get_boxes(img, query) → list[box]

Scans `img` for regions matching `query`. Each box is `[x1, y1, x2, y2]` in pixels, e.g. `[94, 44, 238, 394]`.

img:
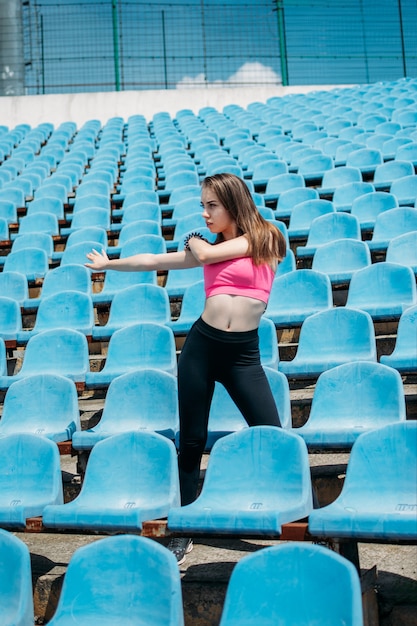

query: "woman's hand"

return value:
[85, 248, 110, 271]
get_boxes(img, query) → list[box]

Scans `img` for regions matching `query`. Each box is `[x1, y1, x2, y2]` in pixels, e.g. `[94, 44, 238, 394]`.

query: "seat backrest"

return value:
[0, 296, 21, 336]
[46, 535, 183, 625]
[72, 195, 110, 216]
[175, 280, 206, 323]
[26, 196, 64, 219]
[386, 231, 417, 268]
[312, 238, 371, 274]
[350, 191, 398, 225]
[319, 165, 362, 190]
[371, 207, 417, 243]
[346, 261, 417, 309]
[33, 290, 94, 334]
[288, 199, 335, 232]
[275, 186, 318, 216]
[265, 173, 305, 195]
[12, 233, 54, 257]
[18, 328, 90, 379]
[0, 271, 28, 304]
[307, 361, 406, 427]
[219, 543, 363, 626]
[1, 373, 80, 439]
[117, 220, 161, 246]
[337, 422, 417, 505]
[4, 248, 49, 280]
[202, 426, 312, 508]
[0, 432, 63, 502]
[305, 211, 361, 246]
[66, 226, 108, 249]
[121, 202, 161, 224]
[332, 181, 375, 209]
[69, 207, 110, 231]
[16, 212, 59, 236]
[267, 269, 333, 315]
[0, 529, 34, 626]
[80, 431, 180, 506]
[104, 322, 177, 374]
[296, 307, 376, 360]
[99, 369, 178, 434]
[390, 174, 417, 204]
[106, 283, 171, 326]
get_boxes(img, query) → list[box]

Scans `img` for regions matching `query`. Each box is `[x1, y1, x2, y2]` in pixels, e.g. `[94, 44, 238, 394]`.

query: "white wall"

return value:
[0, 85, 350, 129]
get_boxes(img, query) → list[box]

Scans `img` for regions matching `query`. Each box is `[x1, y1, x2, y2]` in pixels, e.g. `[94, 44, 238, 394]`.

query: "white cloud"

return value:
[176, 62, 281, 89]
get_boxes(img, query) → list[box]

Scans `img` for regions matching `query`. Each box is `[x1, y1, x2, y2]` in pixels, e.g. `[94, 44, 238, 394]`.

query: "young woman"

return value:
[86, 172, 287, 564]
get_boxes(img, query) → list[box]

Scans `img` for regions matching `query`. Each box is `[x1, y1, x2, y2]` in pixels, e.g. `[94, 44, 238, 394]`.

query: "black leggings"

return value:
[177, 316, 281, 505]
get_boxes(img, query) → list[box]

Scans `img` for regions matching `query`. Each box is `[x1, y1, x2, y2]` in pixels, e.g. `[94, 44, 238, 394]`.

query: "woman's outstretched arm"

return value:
[85, 247, 201, 272]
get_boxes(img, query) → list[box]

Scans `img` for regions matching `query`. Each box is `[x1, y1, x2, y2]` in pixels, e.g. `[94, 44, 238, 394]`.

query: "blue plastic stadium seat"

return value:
[312, 238, 372, 285]
[0, 328, 90, 391]
[162, 195, 202, 229]
[275, 247, 296, 276]
[390, 174, 417, 205]
[309, 422, 417, 541]
[0, 200, 18, 224]
[43, 431, 180, 532]
[287, 198, 335, 239]
[0, 374, 80, 442]
[0, 297, 22, 346]
[274, 186, 319, 219]
[22, 264, 91, 311]
[264, 173, 305, 206]
[373, 160, 415, 191]
[165, 265, 204, 299]
[3, 248, 49, 282]
[0, 529, 34, 626]
[219, 543, 363, 626]
[166, 219, 213, 252]
[295, 361, 406, 449]
[265, 269, 333, 327]
[0, 271, 28, 305]
[86, 322, 177, 388]
[0, 338, 6, 376]
[72, 369, 178, 450]
[45, 535, 184, 626]
[366, 207, 417, 253]
[60, 207, 110, 235]
[0, 433, 63, 528]
[386, 231, 417, 275]
[17, 290, 94, 344]
[168, 426, 313, 535]
[92, 284, 171, 340]
[380, 304, 417, 372]
[350, 191, 398, 231]
[332, 181, 375, 213]
[279, 307, 377, 379]
[205, 367, 291, 450]
[296, 153, 334, 185]
[297, 211, 361, 258]
[13, 212, 59, 238]
[346, 147, 383, 176]
[346, 261, 417, 320]
[27, 197, 65, 220]
[167, 280, 205, 335]
[108, 220, 161, 256]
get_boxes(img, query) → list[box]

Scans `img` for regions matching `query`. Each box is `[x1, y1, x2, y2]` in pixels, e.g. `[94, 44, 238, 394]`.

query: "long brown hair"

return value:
[202, 173, 287, 265]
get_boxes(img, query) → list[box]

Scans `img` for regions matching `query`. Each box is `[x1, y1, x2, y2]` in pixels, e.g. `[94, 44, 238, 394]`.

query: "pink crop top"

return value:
[204, 257, 275, 304]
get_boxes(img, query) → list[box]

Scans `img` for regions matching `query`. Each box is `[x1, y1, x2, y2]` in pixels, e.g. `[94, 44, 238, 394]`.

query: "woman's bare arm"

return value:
[85, 247, 201, 272]
[187, 235, 249, 264]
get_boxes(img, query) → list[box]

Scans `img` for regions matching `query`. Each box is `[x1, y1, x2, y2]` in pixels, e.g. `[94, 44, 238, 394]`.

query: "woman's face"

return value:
[201, 186, 238, 240]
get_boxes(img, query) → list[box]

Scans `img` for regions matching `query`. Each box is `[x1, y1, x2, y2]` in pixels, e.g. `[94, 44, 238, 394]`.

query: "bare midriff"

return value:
[201, 293, 267, 332]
